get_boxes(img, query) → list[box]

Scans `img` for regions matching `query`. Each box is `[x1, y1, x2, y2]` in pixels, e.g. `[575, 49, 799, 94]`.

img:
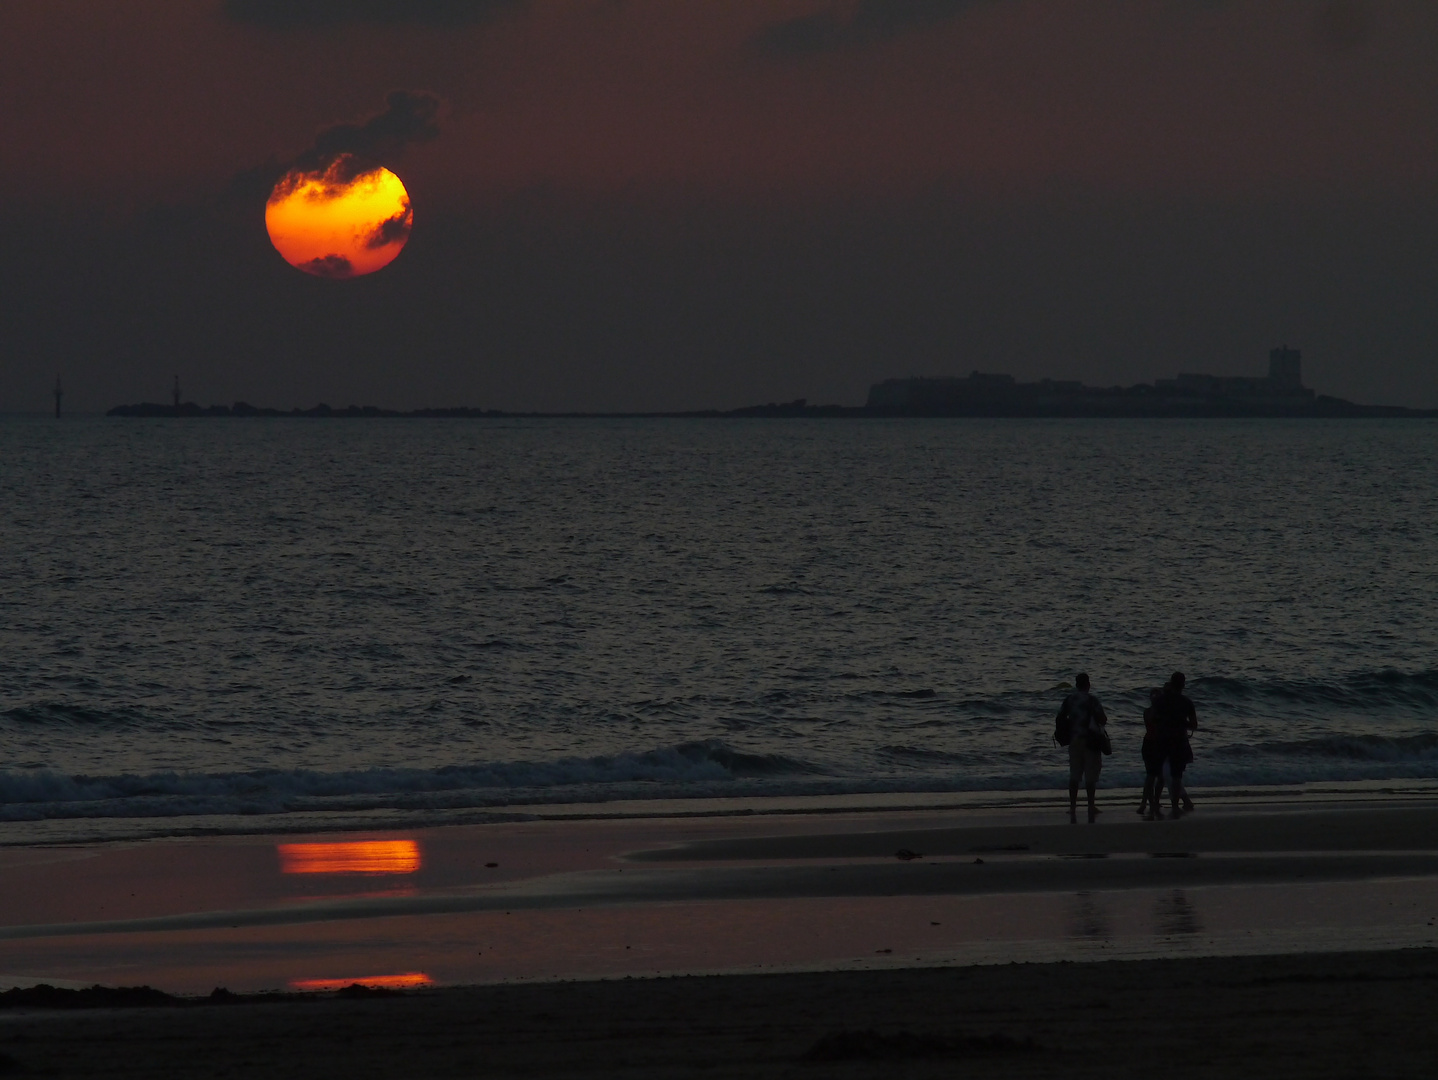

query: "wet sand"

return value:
[1, 790, 1437, 991]
[1, 948, 1436, 1078]
[0, 787, 1436, 1077]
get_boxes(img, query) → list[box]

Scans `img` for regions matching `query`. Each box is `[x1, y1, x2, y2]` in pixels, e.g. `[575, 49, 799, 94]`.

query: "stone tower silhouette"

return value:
[1268, 346, 1302, 390]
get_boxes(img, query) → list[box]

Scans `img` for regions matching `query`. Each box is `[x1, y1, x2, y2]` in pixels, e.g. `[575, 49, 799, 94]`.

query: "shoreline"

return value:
[4, 777, 1436, 848]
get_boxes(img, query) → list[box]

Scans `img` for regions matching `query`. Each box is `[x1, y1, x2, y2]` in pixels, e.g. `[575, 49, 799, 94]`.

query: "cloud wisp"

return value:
[755, 0, 989, 57]
[234, 90, 440, 204]
[365, 208, 415, 250]
[295, 90, 440, 180]
[224, 0, 521, 28]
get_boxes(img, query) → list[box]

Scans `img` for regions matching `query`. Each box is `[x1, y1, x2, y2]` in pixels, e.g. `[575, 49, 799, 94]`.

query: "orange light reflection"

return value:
[277, 840, 422, 876]
[291, 972, 433, 992]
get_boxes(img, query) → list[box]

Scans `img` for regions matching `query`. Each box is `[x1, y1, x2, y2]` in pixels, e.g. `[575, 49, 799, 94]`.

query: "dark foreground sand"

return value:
[2, 947, 1435, 1079]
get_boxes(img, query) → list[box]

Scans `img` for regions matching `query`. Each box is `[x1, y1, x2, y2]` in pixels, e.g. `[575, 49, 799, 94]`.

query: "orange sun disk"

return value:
[265, 155, 412, 278]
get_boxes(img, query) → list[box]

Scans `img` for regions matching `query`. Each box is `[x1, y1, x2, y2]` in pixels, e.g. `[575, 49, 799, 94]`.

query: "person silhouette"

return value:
[1139, 687, 1166, 819]
[1153, 672, 1198, 817]
[1056, 673, 1109, 823]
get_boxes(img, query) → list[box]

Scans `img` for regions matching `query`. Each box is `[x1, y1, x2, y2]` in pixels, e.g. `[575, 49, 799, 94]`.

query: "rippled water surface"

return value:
[2, 417, 1435, 832]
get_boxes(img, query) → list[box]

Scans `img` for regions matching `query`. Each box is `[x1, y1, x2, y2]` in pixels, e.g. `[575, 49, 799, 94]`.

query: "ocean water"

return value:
[2, 417, 1436, 838]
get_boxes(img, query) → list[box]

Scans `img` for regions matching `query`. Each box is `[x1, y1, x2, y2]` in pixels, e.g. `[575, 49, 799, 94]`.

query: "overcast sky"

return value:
[3, 0, 1437, 412]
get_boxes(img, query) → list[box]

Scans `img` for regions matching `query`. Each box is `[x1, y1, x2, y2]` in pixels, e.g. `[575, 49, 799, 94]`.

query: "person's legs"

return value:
[1140, 749, 1162, 813]
[1068, 739, 1088, 822]
[1180, 744, 1195, 811]
[1143, 768, 1163, 818]
[1084, 751, 1102, 823]
[1158, 760, 1175, 818]
[1170, 766, 1189, 814]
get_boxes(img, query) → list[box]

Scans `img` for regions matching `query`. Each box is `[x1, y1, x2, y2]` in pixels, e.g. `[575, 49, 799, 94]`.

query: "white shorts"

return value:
[1069, 738, 1102, 787]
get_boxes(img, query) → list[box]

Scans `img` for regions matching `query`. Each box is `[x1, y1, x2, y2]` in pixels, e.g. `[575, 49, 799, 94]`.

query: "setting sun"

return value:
[265, 155, 412, 278]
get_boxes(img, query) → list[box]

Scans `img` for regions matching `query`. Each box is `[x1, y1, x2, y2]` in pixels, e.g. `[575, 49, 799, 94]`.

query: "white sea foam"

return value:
[3, 735, 1438, 828]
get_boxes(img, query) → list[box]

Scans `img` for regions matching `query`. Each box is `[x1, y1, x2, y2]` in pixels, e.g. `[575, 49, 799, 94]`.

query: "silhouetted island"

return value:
[864, 348, 1434, 417]
[108, 348, 1436, 419]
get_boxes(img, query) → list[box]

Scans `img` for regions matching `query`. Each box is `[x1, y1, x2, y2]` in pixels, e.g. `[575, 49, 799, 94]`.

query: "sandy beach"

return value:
[2, 787, 1436, 982]
[1, 788, 1436, 1075]
[1, 948, 1436, 1078]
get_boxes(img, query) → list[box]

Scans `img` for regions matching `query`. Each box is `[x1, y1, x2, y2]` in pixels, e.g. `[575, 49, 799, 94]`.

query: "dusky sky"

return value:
[3, 0, 1437, 412]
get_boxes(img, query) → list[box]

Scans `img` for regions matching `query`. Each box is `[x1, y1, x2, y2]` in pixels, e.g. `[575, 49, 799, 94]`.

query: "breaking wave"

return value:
[0, 741, 824, 822]
[5, 667, 1438, 834]
[1213, 732, 1438, 763]
[1193, 669, 1438, 712]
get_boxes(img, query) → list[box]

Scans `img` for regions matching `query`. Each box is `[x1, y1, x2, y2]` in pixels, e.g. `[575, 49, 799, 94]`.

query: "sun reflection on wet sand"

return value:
[277, 840, 422, 876]
[291, 972, 433, 992]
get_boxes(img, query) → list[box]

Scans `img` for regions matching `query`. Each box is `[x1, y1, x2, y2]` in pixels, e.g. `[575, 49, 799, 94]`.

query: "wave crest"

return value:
[0, 740, 823, 821]
[1194, 669, 1438, 710]
[1217, 732, 1438, 762]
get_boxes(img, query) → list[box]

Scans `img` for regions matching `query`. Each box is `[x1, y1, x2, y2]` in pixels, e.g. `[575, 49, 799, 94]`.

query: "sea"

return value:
[2, 416, 1436, 842]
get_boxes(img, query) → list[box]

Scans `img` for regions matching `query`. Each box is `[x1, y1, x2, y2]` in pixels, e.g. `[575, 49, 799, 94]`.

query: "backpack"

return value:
[1055, 691, 1099, 747]
[1054, 695, 1075, 746]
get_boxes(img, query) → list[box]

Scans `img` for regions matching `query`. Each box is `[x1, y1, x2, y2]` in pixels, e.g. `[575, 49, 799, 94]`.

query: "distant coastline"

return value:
[106, 348, 1438, 419]
[105, 399, 857, 420]
[103, 398, 1437, 419]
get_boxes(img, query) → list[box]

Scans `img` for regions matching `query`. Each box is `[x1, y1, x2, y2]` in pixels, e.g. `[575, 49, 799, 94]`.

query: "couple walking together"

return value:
[1057, 672, 1197, 824]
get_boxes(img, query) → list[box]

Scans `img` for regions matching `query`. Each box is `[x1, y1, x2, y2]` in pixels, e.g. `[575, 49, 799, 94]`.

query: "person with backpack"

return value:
[1055, 673, 1110, 824]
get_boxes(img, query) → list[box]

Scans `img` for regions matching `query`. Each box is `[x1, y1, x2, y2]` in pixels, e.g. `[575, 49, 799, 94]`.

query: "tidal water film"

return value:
[2, 417, 1435, 840]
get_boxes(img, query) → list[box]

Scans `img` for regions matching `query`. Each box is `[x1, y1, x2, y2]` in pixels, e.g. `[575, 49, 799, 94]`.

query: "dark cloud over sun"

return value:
[253, 91, 438, 277]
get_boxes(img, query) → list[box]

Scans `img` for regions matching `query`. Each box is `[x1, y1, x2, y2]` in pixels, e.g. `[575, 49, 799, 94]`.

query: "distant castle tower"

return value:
[1269, 346, 1302, 389]
[172, 375, 181, 416]
[53, 376, 63, 419]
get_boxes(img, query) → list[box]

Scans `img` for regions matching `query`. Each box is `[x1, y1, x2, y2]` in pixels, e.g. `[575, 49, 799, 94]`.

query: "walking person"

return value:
[1153, 672, 1198, 818]
[1056, 673, 1109, 824]
[1139, 687, 1166, 819]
